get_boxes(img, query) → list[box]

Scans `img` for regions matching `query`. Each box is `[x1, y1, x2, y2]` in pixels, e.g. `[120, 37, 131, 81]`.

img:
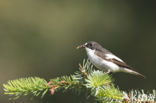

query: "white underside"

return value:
[85, 48, 122, 72]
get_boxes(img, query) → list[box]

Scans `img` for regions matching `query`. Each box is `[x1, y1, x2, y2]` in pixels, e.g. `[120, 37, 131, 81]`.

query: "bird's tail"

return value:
[122, 68, 145, 78]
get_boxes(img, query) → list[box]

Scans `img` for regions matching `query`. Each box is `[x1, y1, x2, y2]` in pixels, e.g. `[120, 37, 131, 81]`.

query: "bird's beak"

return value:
[76, 44, 85, 49]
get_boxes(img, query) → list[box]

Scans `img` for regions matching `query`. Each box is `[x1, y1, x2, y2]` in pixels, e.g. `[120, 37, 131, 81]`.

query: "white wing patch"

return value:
[105, 54, 124, 62]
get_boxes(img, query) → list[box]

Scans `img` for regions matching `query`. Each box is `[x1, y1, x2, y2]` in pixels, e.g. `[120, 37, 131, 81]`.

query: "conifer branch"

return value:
[3, 59, 156, 103]
[3, 77, 49, 99]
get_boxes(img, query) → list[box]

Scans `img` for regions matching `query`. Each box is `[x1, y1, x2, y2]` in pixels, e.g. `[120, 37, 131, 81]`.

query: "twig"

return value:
[79, 64, 88, 78]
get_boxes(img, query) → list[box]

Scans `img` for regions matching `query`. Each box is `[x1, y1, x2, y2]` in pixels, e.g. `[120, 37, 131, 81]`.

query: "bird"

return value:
[77, 41, 145, 78]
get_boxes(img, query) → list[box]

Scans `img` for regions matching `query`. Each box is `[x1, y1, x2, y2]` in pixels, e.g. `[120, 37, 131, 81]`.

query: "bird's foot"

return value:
[106, 70, 113, 75]
[106, 70, 111, 74]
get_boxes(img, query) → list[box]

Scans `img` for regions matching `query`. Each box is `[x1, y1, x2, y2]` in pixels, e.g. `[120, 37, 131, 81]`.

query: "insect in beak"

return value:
[76, 44, 85, 49]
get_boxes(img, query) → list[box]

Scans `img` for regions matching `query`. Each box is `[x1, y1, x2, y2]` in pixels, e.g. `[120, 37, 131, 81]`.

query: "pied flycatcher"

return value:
[77, 41, 145, 78]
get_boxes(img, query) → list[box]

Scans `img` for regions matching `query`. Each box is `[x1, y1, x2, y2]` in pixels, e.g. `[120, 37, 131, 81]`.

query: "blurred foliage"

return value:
[0, 0, 156, 103]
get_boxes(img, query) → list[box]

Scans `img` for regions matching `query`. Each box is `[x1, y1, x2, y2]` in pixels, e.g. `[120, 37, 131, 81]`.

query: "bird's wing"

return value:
[105, 54, 124, 62]
[95, 51, 132, 69]
[95, 50, 145, 78]
[108, 58, 132, 69]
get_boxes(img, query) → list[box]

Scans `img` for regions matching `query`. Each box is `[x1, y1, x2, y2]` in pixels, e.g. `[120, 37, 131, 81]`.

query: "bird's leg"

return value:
[106, 70, 111, 74]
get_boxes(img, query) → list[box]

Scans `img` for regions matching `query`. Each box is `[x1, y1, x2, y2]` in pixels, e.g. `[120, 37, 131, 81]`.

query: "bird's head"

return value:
[76, 41, 100, 50]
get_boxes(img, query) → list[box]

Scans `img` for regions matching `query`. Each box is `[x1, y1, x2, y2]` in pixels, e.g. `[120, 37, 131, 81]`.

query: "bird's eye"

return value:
[88, 43, 92, 47]
[86, 43, 92, 49]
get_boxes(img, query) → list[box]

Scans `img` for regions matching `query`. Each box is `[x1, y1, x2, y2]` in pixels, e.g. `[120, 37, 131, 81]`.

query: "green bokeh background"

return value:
[0, 1, 156, 103]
